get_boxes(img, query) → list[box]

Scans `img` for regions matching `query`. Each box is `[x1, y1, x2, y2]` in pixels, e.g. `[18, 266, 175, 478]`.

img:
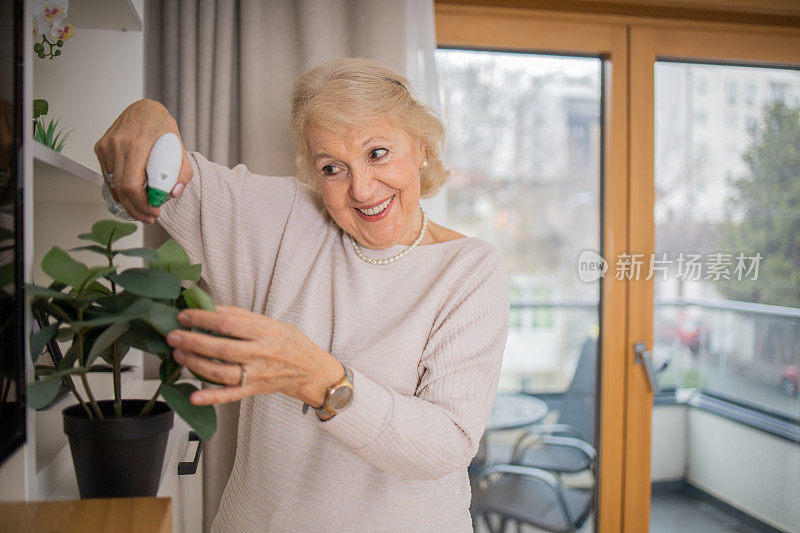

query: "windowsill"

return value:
[653, 387, 799, 444]
[523, 388, 800, 444]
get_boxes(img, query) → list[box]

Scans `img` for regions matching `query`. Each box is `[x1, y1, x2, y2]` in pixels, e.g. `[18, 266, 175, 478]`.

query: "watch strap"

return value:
[301, 365, 353, 416]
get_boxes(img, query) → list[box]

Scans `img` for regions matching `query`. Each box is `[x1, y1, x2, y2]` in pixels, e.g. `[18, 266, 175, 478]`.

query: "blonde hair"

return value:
[290, 57, 449, 198]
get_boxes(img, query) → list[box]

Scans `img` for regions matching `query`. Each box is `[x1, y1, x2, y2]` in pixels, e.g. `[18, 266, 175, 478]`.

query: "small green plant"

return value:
[33, 116, 71, 153]
[27, 219, 218, 441]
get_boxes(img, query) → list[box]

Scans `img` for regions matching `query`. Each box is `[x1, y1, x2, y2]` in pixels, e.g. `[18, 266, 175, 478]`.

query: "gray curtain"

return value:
[144, 0, 427, 177]
[143, 1, 439, 530]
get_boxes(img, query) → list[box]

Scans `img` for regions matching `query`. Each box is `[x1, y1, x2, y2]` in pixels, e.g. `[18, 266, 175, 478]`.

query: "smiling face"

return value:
[306, 119, 428, 250]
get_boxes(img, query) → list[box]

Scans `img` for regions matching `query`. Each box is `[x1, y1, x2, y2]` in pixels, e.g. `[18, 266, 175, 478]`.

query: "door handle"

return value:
[634, 341, 660, 395]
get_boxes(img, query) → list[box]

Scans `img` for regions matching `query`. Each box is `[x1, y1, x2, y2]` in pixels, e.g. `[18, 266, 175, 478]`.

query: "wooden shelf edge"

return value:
[33, 143, 103, 187]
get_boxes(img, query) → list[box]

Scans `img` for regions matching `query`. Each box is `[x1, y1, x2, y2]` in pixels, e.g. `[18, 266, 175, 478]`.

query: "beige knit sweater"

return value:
[157, 152, 510, 532]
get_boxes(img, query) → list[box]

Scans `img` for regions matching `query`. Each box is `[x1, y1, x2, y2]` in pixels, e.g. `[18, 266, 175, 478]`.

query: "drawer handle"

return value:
[178, 431, 203, 475]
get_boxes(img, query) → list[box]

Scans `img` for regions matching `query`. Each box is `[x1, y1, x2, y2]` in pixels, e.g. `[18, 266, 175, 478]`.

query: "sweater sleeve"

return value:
[320, 248, 510, 480]
[156, 151, 298, 307]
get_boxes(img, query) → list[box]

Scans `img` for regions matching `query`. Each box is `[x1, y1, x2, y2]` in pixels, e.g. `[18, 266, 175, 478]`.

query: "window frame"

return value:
[435, 3, 800, 531]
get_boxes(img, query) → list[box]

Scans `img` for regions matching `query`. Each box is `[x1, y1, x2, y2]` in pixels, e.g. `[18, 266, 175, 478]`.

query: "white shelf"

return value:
[33, 142, 103, 186]
[33, 142, 104, 203]
[67, 0, 142, 32]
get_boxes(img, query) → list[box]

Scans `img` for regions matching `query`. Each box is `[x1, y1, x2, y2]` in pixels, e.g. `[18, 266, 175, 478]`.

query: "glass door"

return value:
[629, 25, 800, 533]
[436, 6, 632, 530]
[436, 48, 602, 532]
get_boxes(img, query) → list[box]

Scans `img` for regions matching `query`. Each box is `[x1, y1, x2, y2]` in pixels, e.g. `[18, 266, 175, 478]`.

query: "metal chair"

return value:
[470, 337, 598, 532]
[470, 464, 594, 533]
[512, 336, 598, 475]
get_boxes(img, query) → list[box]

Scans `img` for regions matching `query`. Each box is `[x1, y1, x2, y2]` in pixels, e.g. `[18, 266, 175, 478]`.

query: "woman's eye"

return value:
[370, 148, 388, 160]
[321, 165, 344, 178]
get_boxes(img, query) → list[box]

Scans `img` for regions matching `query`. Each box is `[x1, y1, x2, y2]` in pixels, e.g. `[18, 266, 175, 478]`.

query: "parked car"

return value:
[780, 365, 798, 398]
[654, 310, 710, 355]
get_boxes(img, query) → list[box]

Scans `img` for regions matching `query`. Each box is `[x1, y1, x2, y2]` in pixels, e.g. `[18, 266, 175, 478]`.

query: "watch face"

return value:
[329, 387, 353, 411]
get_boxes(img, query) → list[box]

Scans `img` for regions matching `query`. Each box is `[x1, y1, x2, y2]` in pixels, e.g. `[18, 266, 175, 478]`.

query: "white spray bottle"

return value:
[145, 132, 183, 207]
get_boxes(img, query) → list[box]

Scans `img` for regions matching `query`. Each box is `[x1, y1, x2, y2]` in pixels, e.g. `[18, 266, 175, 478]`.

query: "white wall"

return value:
[651, 404, 687, 482]
[0, 0, 144, 502]
[33, 14, 144, 172]
[687, 409, 800, 532]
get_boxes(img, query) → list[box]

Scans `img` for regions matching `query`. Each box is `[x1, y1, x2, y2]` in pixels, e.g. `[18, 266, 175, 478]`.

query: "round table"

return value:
[486, 392, 549, 431]
[471, 393, 549, 479]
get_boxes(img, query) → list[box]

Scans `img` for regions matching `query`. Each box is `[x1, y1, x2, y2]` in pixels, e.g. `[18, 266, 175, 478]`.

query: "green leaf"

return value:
[60, 344, 78, 368]
[109, 268, 181, 299]
[31, 298, 74, 323]
[33, 99, 48, 119]
[86, 321, 130, 366]
[96, 291, 138, 312]
[150, 239, 202, 281]
[182, 285, 215, 312]
[78, 220, 137, 246]
[159, 357, 181, 384]
[30, 323, 58, 363]
[56, 327, 73, 342]
[68, 245, 108, 255]
[25, 284, 76, 301]
[27, 376, 62, 409]
[83, 280, 112, 297]
[115, 247, 160, 262]
[141, 301, 182, 336]
[41, 247, 89, 289]
[160, 383, 216, 441]
[81, 266, 115, 290]
[120, 320, 171, 355]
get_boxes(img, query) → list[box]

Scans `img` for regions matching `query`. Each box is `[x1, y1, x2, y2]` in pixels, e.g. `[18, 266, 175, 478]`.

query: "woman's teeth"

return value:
[357, 196, 393, 216]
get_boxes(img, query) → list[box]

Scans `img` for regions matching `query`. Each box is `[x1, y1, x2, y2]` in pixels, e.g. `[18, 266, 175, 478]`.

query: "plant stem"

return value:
[76, 307, 103, 419]
[63, 374, 92, 418]
[139, 366, 182, 417]
[113, 340, 121, 418]
[107, 245, 121, 417]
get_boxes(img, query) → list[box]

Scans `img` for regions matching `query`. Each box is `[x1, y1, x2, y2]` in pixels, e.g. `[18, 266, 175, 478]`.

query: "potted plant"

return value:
[27, 219, 218, 499]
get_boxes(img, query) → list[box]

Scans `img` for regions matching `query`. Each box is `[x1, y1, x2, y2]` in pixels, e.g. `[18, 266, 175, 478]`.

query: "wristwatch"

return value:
[304, 365, 354, 420]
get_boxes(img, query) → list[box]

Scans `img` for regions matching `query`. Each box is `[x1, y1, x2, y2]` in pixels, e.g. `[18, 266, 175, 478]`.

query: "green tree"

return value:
[717, 100, 800, 308]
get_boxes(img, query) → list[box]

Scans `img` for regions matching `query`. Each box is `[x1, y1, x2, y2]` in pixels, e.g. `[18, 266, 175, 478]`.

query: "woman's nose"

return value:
[349, 165, 379, 202]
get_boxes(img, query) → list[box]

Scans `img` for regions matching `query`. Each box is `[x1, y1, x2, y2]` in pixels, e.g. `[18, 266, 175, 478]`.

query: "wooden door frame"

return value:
[435, 5, 631, 530]
[627, 21, 800, 532]
[436, 3, 800, 532]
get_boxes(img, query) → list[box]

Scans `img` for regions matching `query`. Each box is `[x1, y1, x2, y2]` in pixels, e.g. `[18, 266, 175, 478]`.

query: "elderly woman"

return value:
[96, 58, 509, 532]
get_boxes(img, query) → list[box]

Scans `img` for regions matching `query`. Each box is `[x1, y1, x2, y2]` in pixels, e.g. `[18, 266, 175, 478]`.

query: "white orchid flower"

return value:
[49, 23, 75, 41]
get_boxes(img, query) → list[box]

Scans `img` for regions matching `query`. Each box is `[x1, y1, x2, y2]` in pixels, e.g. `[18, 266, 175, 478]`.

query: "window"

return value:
[696, 76, 707, 95]
[745, 83, 757, 106]
[435, 49, 602, 394]
[725, 79, 738, 105]
[655, 62, 800, 421]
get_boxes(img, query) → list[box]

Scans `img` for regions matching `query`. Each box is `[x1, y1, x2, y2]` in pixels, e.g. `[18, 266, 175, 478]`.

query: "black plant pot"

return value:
[63, 399, 174, 499]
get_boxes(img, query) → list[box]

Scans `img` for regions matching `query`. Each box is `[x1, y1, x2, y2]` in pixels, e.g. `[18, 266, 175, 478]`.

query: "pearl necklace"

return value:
[350, 206, 428, 265]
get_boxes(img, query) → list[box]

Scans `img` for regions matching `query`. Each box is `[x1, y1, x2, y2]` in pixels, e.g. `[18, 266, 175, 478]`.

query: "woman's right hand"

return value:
[94, 99, 194, 223]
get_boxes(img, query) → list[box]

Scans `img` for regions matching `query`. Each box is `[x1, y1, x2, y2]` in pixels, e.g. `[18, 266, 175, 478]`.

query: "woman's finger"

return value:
[170, 150, 193, 198]
[95, 141, 120, 202]
[113, 140, 154, 223]
[121, 140, 160, 219]
[177, 308, 261, 340]
[174, 348, 241, 386]
[189, 385, 264, 406]
[166, 329, 255, 363]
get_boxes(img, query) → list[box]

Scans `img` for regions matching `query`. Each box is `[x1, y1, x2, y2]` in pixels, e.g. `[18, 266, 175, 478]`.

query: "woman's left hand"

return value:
[166, 305, 345, 407]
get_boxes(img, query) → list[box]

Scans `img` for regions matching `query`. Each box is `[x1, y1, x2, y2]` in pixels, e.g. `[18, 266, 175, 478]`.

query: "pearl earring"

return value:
[421, 160, 429, 168]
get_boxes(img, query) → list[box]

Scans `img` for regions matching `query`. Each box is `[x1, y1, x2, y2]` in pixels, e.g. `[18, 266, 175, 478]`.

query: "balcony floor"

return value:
[473, 489, 756, 532]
